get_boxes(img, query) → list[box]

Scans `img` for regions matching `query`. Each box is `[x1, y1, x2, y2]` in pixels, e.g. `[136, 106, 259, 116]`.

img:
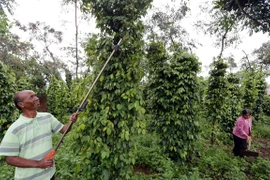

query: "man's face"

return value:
[18, 90, 40, 110]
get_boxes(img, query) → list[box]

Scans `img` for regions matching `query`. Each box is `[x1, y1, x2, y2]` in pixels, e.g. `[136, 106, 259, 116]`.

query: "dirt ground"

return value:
[133, 166, 153, 175]
[256, 138, 270, 158]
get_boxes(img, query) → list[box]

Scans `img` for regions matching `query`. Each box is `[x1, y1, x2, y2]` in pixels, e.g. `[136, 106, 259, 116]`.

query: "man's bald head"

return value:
[13, 90, 34, 111]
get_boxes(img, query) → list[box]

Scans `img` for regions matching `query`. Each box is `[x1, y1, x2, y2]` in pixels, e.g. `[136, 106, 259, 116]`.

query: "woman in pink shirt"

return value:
[232, 109, 252, 156]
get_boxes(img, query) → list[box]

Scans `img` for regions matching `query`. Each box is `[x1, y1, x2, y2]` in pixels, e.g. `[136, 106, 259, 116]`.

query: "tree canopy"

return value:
[215, 0, 270, 33]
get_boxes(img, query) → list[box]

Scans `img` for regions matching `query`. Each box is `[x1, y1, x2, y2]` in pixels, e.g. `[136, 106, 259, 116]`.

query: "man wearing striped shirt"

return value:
[0, 90, 78, 180]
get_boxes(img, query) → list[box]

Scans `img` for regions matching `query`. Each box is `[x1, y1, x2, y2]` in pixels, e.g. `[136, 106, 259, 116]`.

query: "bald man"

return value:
[0, 90, 78, 180]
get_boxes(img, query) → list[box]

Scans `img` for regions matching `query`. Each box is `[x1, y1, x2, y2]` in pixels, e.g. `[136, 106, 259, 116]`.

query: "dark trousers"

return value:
[233, 134, 247, 157]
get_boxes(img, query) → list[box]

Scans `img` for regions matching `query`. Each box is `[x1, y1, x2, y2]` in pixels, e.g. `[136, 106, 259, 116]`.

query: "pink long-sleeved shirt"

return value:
[232, 116, 252, 139]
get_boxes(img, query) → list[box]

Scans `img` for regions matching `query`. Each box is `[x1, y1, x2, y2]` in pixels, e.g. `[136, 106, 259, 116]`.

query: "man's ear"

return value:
[17, 102, 24, 109]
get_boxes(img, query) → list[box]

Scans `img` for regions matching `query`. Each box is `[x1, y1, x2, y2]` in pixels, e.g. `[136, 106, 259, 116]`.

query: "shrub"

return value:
[250, 158, 270, 179]
[0, 158, 14, 179]
[253, 123, 270, 139]
[198, 145, 247, 179]
[134, 133, 176, 177]
[0, 61, 17, 139]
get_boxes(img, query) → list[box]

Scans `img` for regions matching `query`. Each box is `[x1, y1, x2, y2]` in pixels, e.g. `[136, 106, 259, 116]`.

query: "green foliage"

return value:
[220, 73, 242, 141]
[0, 0, 16, 14]
[0, 12, 9, 34]
[15, 76, 34, 91]
[81, 0, 152, 35]
[197, 145, 247, 179]
[197, 76, 208, 107]
[52, 133, 84, 180]
[241, 69, 266, 123]
[0, 159, 14, 179]
[204, 0, 240, 55]
[65, 68, 73, 88]
[132, 133, 205, 180]
[73, 0, 152, 179]
[205, 58, 229, 144]
[214, 0, 270, 33]
[69, 76, 96, 113]
[134, 133, 176, 175]
[253, 41, 270, 68]
[145, 42, 200, 162]
[262, 95, 270, 117]
[250, 158, 270, 180]
[7, 57, 49, 96]
[143, 41, 168, 129]
[23, 59, 49, 95]
[252, 71, 267, 122]
[253, 123, 270, 139]
[242, 70, 257, 109]
[60, 125, 270, 180]
[195, 77, 208, 132]
[0, 12, 33, 75]
[144, 1, 193, 50]
[1, 55, 48, 96]
[0, 61, 17, 139]
[0, 13, 63, 95]
[47, 76, 72, 120]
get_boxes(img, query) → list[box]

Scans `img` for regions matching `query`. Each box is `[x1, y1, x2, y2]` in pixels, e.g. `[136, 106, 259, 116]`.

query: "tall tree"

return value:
[241, 70, 258, 110]
[214, 0, 270, 33]
[0, 13, 31, 68]
[145, 42, 200, 162]
[221, 73, 242, 140]
[15, 21, 66, 80]
[62, 0, 83, 78]
[252, 70, 267, 123]
[205, 58, 229, 144]
[71, 0, 152, 179]
[204, 1, 241, 58]
[240, 51, 265, 115]
[144, 0, 195, 51]
[253, 41, 270, 71]
[0, 12, 48, 96]
[144, 41, 169, 130]
[0, 0, 15, 14]
[241, 69, 266, 123]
